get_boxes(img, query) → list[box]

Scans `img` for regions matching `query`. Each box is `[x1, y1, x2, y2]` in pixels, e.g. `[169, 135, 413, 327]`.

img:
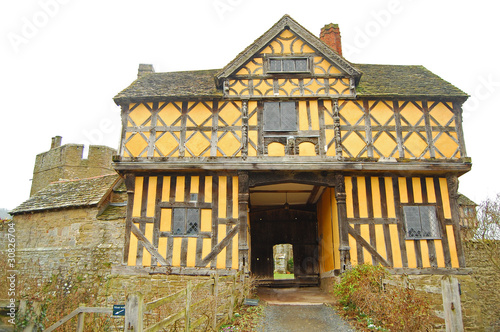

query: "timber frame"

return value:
[113, 15, 471, 278]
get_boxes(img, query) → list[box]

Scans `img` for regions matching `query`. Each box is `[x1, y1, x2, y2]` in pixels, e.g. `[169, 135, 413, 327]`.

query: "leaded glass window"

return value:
[263, 101, 297, 131]
[268, 58, 309, 73]
[172, 208, 199, 236]
[403, 205, 440, 239]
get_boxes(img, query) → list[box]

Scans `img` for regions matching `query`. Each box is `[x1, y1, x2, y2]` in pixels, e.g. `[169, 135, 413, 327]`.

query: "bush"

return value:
[286, 258, 294, 273]
[334, 264, 433, 331]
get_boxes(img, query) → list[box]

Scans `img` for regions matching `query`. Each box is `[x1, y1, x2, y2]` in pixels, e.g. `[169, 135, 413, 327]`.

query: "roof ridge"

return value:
[50, 173, 118, 184]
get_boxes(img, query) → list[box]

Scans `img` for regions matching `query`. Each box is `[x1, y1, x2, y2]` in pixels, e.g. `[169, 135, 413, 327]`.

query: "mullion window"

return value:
[264, 101, 297, 131]
[268, 58, 309, 73]
[403, 205, 440, 239]
[172, 208, 200, 236]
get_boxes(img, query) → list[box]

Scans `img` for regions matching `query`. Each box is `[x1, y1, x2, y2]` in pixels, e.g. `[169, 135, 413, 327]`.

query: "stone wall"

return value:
[30, 143, 116, 196]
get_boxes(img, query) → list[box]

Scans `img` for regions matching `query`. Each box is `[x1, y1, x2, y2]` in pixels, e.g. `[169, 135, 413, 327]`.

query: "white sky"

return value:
[1, 0, 499, 210]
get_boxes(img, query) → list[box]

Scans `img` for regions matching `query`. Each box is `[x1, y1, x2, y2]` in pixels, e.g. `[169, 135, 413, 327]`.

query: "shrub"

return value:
[334, 264, 433, 331]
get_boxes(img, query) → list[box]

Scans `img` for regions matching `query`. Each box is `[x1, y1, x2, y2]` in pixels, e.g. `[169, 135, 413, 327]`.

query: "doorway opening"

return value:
[273, 243, 294, 280]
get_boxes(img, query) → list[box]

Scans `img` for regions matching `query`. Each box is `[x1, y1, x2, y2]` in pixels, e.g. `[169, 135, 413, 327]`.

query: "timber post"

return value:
[211, 272, 219, 330]
[76, 304, 86, 332]
[335, 173, 351, 272]
[441, 276, 464, 332]
[447, 175, 466, 267]
[238, 171, 250, 273]
[124, 293, 144, 332]
[185, 281, 192, 332]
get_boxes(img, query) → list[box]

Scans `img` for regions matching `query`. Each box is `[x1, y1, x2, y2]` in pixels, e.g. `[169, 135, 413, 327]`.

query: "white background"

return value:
[1, 0, 499, 210]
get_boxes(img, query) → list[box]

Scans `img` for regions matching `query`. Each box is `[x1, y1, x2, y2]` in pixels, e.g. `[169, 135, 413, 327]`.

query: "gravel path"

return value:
[257, 304, 355, 332]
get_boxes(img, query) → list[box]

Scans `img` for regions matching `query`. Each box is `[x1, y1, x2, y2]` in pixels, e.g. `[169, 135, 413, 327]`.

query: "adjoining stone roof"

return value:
[113, 64, 467, 104]
[458, 193, 477, 206]
[11, 174, 120, 215]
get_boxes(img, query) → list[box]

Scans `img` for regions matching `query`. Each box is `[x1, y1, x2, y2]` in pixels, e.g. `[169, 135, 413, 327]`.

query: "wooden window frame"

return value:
[402, 204, 441, 240]
[172, 207, 200, 237]
[265, 57, 311, 74]
[263, 101, 298, 132]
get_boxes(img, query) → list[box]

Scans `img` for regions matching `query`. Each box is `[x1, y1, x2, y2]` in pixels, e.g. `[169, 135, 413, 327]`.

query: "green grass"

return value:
[273, 273, 294, 279]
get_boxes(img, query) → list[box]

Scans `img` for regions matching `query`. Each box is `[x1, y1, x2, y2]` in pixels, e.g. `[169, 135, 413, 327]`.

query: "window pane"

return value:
[172, 208, 186, 235]
[295, 59, 307, 71]
[264, 102, 281, 131]
[186, 208, 199, 235]
[283, 59, 295, 71]
[403, 206, 422, 238]
[270, 59, 281, 72]
[280, 102, 297, 131]
[419, 206, 439, 237]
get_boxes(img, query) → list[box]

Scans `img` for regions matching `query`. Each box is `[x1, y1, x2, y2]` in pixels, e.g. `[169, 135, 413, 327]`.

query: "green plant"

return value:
[286, 257, 294, 273]
[334, 264, 433, 331]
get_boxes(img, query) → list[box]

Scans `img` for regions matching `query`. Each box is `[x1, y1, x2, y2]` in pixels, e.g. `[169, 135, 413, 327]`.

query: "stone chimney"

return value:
[51, 136, 62, 149]
[320, 23, 342, 56]
[137, 64, 155, 78]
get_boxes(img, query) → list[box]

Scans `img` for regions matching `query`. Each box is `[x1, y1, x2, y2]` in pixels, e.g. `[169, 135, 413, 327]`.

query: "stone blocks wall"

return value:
[30, 143, 116, 196]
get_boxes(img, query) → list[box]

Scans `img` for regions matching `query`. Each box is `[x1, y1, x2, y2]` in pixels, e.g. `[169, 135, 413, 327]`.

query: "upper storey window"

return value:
[268, 57, 310, 73]
[264, 101, 297, 131]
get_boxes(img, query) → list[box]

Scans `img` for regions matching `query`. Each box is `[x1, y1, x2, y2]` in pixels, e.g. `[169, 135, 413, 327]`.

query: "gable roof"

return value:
[10, 174, 120, 215]
[215, 14, 361, 85]
[113, 64, 467, 104]
[458, 193, 477, 207]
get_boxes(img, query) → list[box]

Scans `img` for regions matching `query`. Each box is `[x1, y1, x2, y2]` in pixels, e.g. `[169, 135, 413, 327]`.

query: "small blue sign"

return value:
[113, 304, 125, 316]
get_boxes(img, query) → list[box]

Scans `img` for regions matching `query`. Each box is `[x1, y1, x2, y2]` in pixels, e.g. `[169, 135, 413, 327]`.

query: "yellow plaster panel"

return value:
[349, 234, 358, 266]
[360, 225, 371, 264]
[331, 191, 340, 270]
[133, 177, 144, 217]
[371, 177, 382, 218]
[187, 238, 197, 267]
[420, 240, 431, 268]
[331, 79, 350, 95]
[375, 224, 386, 260]
[357, 177, 368, 218]
[217, 224, 227, 268]
[125, 132, 149, 158]
[298, 142, 316, 156]
[317, 188, 334, 273]
[434, 240, 445, 268]
[398, 178, 408, 203]
[446, 225, 459, 268]
[146, 177, 157, 217]
[190, 176, 199, 194]
[429, 102, 454, 126]
[162, 176, 171, 202]
[303, 79, 322, 95]
[129, 103, 152, 127]
[325, 130, 336, 156]
[160, 209, 172, 232]
[186, 131, 210, 157]
[345, 177, 354, 218]
[369, 101, 395, 125]
[298, 101, 308, 131]
[233, 176, 238, 219]
[389, 224, 402, 268]
[248, 131, 258, 156]
[385, 177, 396, 218]
[373, 131, 397, 158]
[219, 101, 242, 126]
[172, 238, 182, 267]
[142, 223, 154, 266]
[412, 177, 423, 204]
[433, 132, 459, 159]
[425, 178, 436, 203]
[187, 102, 212, 127]
[158, 238, 167, 264]
[406, 240, 417, 268]
[228, 80, 248, 96]
[313, 57, 331, 75]
[342, 131, 366, 158]
[202, 238, 211, 267]
[217, 131, 241, 157]
[339, 101, 364, 125]
[400, 102, 423, 126]
[205, 176, 212, 203]
[268, 142, 285, 156]
[219, 176, 227, 219]
[155, 132, 179, 157]
[175, 176, 185, 202]
[248, 101, 258, 125]
[158, 102, 182, 126]
[403, 132, 428, 158]
[310, 100, 319, 130]
[201, 209, 211, 232]
[439, 178, 451, 219]
[128, 229, 138, 266]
